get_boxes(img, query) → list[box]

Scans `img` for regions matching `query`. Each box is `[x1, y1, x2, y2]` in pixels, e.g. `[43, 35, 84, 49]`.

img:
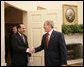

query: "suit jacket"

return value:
[35, 30, 67, 66]
[11, 32, 31, 66]
[5, 36, 9, 63]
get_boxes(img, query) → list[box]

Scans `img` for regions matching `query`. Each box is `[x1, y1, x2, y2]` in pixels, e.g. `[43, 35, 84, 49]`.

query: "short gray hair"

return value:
[45, 20, 54, 28]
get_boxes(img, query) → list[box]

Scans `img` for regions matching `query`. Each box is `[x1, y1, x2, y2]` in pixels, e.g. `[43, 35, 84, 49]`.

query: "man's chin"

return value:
[44, 30, 47, 32]
[21, 32, 25, 34]
[23, 33, 25, 34]
[45, 31, 47, 32]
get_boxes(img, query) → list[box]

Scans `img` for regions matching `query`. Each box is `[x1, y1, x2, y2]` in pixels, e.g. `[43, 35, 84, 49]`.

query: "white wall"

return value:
[37, 1, 83, 24]
[5, 1, 83, 25]
[1, 1, 6, 66]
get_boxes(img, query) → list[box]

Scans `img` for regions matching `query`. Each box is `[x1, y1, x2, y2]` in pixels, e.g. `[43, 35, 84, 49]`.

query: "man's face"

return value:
[19, 25, 26, 34]
[12, 27, 17, 34]
[44, 22, 50, 32]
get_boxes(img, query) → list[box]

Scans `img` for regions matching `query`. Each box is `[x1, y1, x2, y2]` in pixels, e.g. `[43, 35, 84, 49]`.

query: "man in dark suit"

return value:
[11, 24, 31, 66]
[5, 36, 9, 63]
[5, 26, 17, 66]
[30, 20, 67, 66]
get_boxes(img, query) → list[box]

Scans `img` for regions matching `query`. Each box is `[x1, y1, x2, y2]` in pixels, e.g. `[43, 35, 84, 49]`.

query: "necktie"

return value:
[46, 33, 49, 48]
[21, 34, 26, 43]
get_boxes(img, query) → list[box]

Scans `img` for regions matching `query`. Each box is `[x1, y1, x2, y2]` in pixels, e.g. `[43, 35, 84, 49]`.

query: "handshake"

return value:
[28, 47, 35, 54]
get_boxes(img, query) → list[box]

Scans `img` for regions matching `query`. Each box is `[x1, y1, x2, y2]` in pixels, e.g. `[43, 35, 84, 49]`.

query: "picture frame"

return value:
[63, 4, 78, 25]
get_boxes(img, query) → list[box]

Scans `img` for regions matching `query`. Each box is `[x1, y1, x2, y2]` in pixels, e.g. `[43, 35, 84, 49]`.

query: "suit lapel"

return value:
[45, 34, 48, 49]
[48, 31, 54, 47]
[16, 33, 27, 45]
[45, 30, 55, 49]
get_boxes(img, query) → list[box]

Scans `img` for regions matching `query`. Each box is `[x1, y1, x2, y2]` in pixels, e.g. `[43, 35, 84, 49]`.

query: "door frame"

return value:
[1, 1, 28, 66]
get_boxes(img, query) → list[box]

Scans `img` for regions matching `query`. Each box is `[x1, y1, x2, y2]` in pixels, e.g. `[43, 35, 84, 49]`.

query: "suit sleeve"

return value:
[35, 35, 44, 53]
[59, 33, 67, 65]
[11, 35, 27, 54]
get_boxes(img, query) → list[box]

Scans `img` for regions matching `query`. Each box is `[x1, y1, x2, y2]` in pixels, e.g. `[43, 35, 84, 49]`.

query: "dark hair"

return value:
[9, 28, 13, 35]
[9, 26, 17, 35]
[12, 25, 17, 28]
[17, 24, 21, 29]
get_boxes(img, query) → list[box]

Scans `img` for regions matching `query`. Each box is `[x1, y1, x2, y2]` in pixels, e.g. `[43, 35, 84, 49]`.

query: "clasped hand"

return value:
[29, 47, 35, 54]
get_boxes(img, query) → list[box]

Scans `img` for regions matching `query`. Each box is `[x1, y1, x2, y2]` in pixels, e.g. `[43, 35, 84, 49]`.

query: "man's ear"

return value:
[18, 28, 20, 32]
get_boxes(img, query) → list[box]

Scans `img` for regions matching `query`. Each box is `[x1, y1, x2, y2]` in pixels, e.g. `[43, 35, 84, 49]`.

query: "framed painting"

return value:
[63, 5, 78, 25]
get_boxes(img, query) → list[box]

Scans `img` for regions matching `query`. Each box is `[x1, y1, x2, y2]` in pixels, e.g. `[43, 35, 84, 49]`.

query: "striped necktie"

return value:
[21, 34, 26, 43]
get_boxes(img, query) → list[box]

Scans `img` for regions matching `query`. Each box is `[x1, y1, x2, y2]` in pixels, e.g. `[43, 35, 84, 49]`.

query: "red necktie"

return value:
[46, 33, 49, 48]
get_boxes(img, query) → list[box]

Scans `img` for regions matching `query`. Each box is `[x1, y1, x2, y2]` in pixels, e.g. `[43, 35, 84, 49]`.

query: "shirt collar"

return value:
[18, 32, 22, 36]
[49, 29, 53, 35]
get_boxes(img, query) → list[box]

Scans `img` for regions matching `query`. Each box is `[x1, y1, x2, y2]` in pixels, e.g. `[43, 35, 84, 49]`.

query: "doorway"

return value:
[5, 3, 23, 36]
[5, 2, 25, 66]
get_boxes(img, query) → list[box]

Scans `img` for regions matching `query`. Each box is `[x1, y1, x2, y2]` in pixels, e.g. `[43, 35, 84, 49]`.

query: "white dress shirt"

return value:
[18, 32, 22, 36]
[48, 29, 54, 40]
[18, 32, 29, 53]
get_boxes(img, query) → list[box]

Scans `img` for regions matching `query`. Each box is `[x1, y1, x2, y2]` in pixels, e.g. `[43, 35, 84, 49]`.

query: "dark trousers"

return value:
[12, 63, 27, 66]
[12, 62, 28, 66]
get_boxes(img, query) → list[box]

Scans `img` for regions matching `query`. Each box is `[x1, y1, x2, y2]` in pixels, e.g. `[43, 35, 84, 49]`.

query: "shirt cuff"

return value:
[26, 48, 29, 52]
